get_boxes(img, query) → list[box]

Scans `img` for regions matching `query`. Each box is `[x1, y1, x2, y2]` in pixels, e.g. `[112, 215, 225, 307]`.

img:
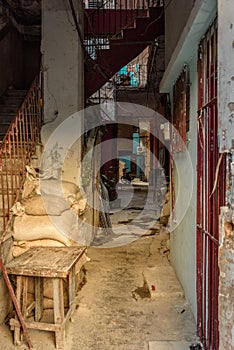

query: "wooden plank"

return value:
[14, 276, 22, 345]
[11, 301, 77, 330]
[68, 266, 75, 309]
[22, 276, 28, 317]
[53, 278, 65, 349]
[0, 262, 33, 349]
[26, 301, 35, 317]
[35, 277, 43, 322]
[63, 302, 76, 325]
[10, 317, 63, 332]
[5, 247, 86, 278]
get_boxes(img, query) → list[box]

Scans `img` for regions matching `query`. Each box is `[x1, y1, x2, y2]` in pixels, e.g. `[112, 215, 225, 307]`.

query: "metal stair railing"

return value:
[84, 0, 164, 57]
[0, 74, 42, 237]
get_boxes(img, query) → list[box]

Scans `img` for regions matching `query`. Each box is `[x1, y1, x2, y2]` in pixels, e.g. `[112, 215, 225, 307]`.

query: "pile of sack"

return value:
[11, 166, 88, 257]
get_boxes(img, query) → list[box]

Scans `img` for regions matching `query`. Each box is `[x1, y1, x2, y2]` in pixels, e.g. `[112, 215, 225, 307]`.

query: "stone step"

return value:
[148, 341, 192, 350]
[143, 266, 184, 298]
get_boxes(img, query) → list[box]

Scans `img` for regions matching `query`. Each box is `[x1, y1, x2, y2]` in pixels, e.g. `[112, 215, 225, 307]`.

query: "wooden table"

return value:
[6, 246, 87, 349]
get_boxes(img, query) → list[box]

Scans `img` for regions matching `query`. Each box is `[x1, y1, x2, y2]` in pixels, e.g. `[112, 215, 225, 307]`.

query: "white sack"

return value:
[40, 179, 79, 198]
[13, 211, 76, 246]
[21, 194, 69, 216]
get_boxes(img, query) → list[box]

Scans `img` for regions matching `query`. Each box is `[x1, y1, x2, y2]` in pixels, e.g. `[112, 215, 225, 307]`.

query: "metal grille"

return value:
[0, 75, 42, 239]
[84, 0, 164, 44]
[196, 19, 226, 350]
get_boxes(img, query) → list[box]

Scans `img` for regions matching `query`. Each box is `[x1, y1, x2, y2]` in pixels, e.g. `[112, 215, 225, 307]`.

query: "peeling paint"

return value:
[228, 102, 234, 112]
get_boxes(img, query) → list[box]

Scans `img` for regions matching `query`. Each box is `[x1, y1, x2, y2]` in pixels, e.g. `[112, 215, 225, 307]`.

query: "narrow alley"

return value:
[0, 1, 233, 350]
[0, 227, 197, 350]
[70, 231, 196, 350]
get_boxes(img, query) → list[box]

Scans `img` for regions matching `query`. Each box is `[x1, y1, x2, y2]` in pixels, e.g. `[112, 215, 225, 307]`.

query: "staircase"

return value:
[0, 76, 41, 237]
[84, 0, 164, 98]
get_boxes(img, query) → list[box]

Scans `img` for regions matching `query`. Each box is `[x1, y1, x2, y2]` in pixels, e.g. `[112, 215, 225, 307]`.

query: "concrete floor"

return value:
[0, 188, 197, 349]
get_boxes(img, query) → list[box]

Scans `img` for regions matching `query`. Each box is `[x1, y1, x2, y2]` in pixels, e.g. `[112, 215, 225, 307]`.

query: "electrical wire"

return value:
[68, 0, 84, 46]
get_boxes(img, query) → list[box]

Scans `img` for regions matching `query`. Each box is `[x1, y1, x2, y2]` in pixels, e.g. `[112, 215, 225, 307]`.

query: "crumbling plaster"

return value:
[41, 0, 84, 185]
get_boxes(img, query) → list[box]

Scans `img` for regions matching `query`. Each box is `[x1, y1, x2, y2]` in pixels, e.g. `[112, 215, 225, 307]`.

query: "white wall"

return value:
[170, 55, 198, 317]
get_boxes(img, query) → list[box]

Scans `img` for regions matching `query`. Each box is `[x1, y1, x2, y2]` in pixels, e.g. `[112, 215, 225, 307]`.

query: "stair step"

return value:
[85, 6, 164, 98]
[2, 91, 27, 100]
[0, 160, 24, 167]
[0, 116, 17, 124]
[0, 111, 18, 115]
[5, 89, 27, 97]
[0, 105, 19, 113]
[0, 96, 26, 106]
[0, 185, 21, 194]
[1, 99, 25, 106]
[0, 189, 18, 196]
[0, 121, 11, 126]
[0, 166, 24, 174]
[0, 171, 24, 177]
[0, 128, 35, 140]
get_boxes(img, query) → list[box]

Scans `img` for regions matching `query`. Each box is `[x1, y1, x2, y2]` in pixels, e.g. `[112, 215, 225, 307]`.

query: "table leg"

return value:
[21, 276, 28, 317]
[53, 278, 65, 349]
[35, 277, 43, 322]
[68, 266, 76, 308]
[14, 276, 23, 345]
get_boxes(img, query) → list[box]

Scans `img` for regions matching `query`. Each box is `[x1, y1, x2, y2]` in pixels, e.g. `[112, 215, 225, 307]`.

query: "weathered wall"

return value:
[219, 211, 234, 349]
[41, 0, 84, 184]
[165, 0, 196, 66]
[218, 0, 234, 347]
[218, 0, 234, 152]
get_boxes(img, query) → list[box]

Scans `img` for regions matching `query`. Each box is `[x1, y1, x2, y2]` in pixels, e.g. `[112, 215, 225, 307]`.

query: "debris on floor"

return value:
[131, 279, 151, 300]
[159, 232, 170, 260]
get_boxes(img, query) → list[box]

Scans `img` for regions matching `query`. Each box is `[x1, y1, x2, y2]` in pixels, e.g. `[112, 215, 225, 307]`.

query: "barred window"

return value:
[172, 65, 190, 152]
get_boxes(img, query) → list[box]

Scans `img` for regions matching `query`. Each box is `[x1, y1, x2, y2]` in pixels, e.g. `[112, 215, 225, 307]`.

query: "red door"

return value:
[196, 19, 226, 349]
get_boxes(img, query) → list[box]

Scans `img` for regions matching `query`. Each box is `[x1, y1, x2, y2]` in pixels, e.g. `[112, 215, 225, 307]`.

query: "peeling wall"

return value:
[219, 209, 234, 349]
[218, 0, 234, 152]
[41, 0, 84, 184]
